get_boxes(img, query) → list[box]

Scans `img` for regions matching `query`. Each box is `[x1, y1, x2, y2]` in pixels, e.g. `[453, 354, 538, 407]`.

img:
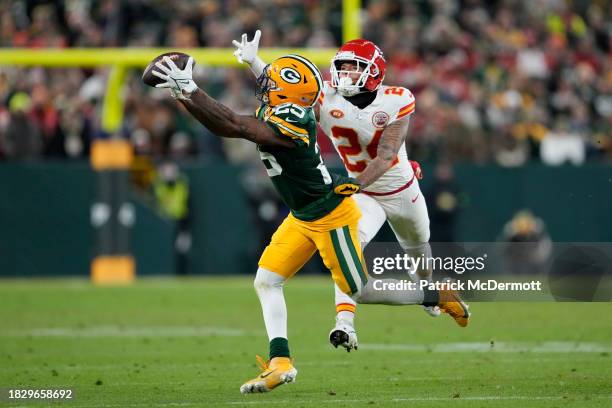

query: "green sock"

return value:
[269, 337, 290, 359]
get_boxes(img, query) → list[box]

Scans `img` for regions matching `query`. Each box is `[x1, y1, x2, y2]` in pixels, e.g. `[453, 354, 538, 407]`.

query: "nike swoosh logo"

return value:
[285, 119, 298, 123]
[259, 369, 277, 379]
[176, 80, 191, 84]
[411, 193, 420, 203]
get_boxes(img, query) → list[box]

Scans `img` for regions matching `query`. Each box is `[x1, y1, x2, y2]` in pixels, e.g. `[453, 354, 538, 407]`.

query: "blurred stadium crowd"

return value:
[0, 0, 610, 167]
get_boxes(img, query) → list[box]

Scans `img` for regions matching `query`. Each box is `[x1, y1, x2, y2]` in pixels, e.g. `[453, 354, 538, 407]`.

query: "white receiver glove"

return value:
[152, 56, 198, 100]
[232, 30, 267, 77]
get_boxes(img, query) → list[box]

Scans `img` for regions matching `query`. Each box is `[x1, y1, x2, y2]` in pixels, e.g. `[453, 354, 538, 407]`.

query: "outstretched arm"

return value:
[153, 55, 294, 148]
[178, 89, 294, 148]
[356, 116, 410, 188]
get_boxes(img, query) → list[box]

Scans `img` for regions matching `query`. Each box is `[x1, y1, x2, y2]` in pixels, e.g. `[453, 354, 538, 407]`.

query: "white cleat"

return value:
[329, 319, 358, 352]
[423, 305, 441, 317]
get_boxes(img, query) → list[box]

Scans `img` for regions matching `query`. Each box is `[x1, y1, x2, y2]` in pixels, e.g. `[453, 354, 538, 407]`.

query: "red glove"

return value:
[410, 160, 423, 180]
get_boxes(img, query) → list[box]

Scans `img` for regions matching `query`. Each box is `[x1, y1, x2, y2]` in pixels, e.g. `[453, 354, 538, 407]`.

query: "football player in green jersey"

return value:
[151, 52, 469, 394]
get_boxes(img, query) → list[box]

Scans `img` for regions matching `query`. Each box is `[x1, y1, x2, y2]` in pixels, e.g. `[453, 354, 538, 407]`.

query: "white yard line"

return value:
[360, 341, 612, 353]
[2, 326, 262, 338]
[12, 356, 595, 376]
[47, 395, 612, 407]
[225, 395, 612, 405]
[3, 327, 610, 355]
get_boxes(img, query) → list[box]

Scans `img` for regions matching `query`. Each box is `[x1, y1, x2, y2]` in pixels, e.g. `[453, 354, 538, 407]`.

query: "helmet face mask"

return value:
[255, 65, 278, 105]
[331, 56, 378, 96]
[330, 39, 386, 97]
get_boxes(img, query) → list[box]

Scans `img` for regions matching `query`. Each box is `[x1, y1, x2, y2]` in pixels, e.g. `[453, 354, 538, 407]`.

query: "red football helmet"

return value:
[330, 39, 387, 96]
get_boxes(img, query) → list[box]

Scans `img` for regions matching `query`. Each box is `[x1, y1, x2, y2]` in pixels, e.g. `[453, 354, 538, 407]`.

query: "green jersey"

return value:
[255, 103, 344, 221]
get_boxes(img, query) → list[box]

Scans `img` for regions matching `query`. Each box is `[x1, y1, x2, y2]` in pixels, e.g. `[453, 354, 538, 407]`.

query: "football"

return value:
[142, 52, 192, 87]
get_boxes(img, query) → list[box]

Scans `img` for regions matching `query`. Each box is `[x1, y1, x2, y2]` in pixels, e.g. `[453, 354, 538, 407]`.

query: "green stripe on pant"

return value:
[330, 229, 359, 295]
[342, 225, 368, 285]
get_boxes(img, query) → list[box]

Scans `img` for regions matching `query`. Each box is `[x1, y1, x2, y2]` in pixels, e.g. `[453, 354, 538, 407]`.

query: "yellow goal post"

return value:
[0, 0, 361, 134]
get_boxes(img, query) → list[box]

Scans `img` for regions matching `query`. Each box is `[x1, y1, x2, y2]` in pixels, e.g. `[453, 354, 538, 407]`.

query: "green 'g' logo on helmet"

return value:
[279, 67, 301, 84]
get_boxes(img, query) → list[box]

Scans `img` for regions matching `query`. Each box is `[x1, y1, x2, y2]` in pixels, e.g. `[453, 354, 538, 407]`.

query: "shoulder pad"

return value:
[382, 86, 415, 120]
[266, 103, 313, 146]
[271, 103, 311, 122]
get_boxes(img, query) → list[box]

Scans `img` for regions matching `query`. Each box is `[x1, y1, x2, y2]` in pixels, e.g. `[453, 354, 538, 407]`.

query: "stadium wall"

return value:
[0, 162, 255, 277]
[451, 164, 612, 242]
[1, 163, 610, 277]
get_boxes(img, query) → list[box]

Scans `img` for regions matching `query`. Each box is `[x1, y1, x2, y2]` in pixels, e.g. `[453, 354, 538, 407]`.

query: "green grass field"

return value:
[1, 277, 611, 407]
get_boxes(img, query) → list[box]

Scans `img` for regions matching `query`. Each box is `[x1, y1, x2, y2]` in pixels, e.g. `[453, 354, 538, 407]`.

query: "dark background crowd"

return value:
[0, 0, 610, 167]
